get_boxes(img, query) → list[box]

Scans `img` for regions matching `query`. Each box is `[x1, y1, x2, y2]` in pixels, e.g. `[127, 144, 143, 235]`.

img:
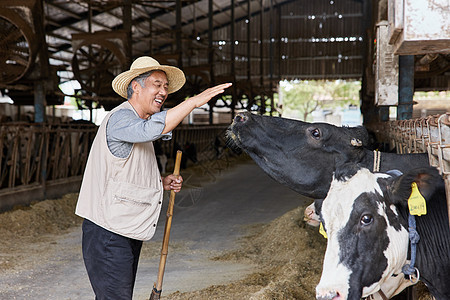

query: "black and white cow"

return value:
[316, 165, 450, 300]
[227, 112, 430, 200]
[227, 112, 430, 227]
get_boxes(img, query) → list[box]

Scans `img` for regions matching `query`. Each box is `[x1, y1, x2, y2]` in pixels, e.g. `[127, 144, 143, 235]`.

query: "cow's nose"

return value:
[316, 291, 339, 300]
[234, 113, 248, 123]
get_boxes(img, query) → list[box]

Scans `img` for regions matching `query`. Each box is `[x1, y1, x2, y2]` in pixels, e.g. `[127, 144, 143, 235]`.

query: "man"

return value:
[75, 56, 231, 299]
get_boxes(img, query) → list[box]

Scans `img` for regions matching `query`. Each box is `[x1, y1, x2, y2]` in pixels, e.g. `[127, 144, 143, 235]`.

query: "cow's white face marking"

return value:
[316, 168, 410, 299]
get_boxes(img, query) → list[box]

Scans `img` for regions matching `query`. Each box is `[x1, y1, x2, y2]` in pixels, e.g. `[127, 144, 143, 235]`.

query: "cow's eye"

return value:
[360, 214, 373, 226]
[311, 128, 321, 139]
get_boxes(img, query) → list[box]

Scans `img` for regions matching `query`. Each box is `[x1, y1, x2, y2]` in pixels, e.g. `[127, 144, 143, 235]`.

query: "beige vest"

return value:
[75, 101, 164, 241]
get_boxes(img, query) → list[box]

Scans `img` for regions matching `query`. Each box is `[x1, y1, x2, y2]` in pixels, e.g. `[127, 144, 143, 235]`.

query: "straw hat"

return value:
[112, 56, 186, 98]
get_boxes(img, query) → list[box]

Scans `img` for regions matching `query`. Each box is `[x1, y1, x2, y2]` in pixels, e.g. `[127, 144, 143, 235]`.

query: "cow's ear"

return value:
[334, 162, 363, 181]
[348, 126, 369, 147]
[388, 167, 443, 206]
[350, 138, 363, 147]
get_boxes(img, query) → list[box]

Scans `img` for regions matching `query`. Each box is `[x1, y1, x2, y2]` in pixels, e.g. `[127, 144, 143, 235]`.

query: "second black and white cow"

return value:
[316, 165, 450, 300]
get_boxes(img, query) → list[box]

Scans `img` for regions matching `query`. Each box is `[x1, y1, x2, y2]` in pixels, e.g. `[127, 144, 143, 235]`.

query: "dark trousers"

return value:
[82, 219, 143, 300]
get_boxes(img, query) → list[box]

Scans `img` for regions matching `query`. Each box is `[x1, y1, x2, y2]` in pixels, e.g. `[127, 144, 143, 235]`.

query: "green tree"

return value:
[280, 80, 360, 121]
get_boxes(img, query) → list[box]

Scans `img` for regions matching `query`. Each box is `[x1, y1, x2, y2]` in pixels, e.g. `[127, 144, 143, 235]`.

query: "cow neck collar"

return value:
[373, 150, 381, 172]
[401, 213, 421, 284]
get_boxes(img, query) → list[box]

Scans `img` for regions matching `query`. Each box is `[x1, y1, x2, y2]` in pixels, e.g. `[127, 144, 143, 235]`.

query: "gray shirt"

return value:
[106, 108, 172, 158]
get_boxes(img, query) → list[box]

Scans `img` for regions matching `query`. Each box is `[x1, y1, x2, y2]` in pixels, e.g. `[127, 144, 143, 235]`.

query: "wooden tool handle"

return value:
[172, 150, 182, 177]
[153, 150, 182, 295]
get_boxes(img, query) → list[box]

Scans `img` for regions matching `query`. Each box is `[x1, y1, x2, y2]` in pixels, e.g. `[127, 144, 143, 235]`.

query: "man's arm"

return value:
[108, 109, 171, 143]
[106, 109, 171, 158]
[162, 83, 232, 134]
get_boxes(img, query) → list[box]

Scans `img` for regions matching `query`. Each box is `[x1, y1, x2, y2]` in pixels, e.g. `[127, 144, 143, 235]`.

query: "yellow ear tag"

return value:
[319, 222, 327, 239]
[408, 182, 427, 216]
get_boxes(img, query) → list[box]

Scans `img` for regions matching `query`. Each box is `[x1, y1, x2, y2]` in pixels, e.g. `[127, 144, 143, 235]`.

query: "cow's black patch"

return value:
[336, 192, 389, 299]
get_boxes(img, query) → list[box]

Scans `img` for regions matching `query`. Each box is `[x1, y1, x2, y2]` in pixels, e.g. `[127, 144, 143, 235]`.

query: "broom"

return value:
[149, 150, 182, 300]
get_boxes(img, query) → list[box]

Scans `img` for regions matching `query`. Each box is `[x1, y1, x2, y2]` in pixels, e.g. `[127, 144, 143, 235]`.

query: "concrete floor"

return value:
[0, 160, 309, 299]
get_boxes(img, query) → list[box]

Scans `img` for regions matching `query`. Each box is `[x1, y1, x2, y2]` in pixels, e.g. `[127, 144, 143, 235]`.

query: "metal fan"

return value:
[0, 15, 33, 84]
[72, 38, 126, 96]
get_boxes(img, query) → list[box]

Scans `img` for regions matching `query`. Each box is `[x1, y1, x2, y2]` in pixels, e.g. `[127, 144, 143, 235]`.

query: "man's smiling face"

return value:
[138, 70, 169, 117]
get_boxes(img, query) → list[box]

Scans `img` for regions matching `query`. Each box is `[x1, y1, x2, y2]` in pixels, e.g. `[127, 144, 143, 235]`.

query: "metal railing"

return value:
[370, 113, 450, 228]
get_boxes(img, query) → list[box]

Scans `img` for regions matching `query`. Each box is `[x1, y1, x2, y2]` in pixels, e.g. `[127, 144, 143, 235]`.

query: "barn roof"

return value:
[0, 0, 448, 111]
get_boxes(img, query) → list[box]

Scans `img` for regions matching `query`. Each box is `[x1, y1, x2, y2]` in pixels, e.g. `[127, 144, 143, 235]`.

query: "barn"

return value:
[0, 0, 448, 299]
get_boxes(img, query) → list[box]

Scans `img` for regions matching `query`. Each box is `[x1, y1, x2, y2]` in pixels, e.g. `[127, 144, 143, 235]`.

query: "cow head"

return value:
[227, 112, 368, 199]
[315, 166, 442, 300]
